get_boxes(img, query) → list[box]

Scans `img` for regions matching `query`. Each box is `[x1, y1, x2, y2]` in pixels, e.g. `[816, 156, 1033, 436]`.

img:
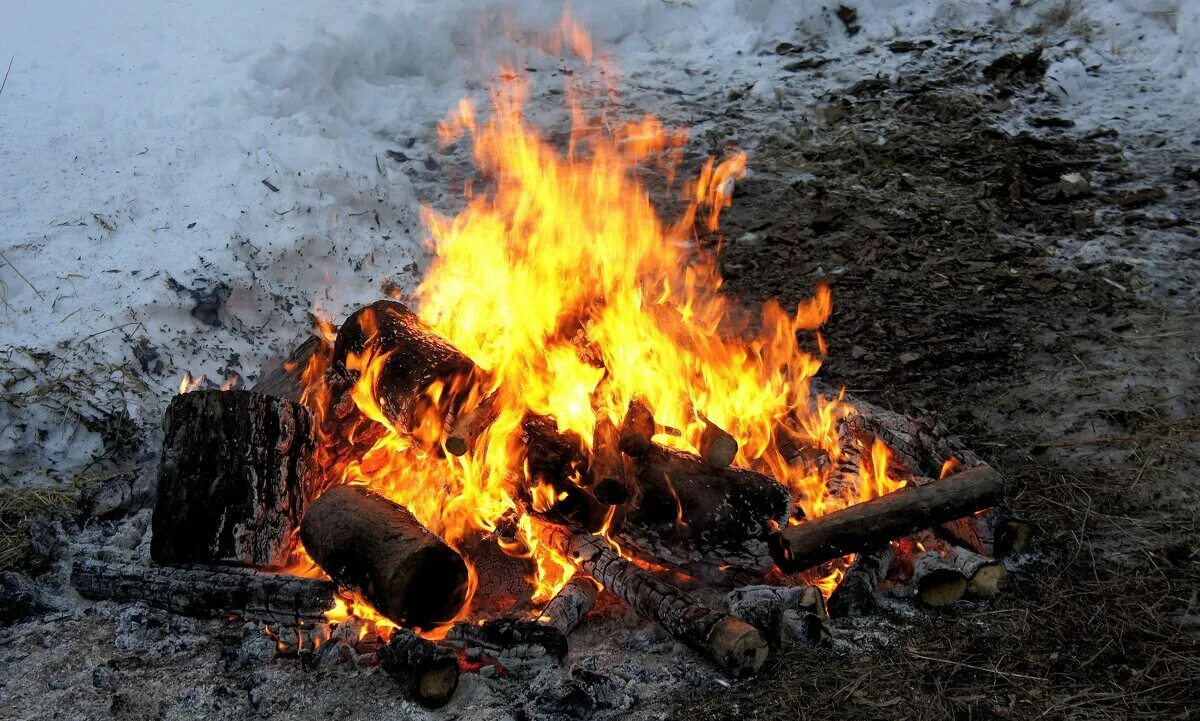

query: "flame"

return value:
[177, 372, 203, 394]
[293, 17, 913, 632]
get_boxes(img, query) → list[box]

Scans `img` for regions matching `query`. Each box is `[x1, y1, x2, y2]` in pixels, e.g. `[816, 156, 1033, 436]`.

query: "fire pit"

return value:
[71, 25, 1031, 709]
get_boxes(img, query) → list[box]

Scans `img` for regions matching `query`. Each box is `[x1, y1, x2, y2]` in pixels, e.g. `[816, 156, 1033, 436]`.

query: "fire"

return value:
[296, 18, 912, 628]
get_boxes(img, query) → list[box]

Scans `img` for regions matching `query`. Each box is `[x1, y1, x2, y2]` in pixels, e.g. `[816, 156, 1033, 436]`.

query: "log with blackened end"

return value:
[630, 444, 792, 546]
[534, 521, 769, 677]
[697, 413, 739, 469]
[536, 576, 599, 636]
[770, 464, 1005, 574]
[299, 485, 469, 629]
[725, 584, 826, 647]
[151, 389, 314, 567]
[912, 551, 967, 607]
[827, 545, 894, 618]
[331, 300, 478, 444]
[591, 418, 636, 505]
[617, 396, 681, 456]
[378, 629, 460, 709]
[947, 546, 1008, 598]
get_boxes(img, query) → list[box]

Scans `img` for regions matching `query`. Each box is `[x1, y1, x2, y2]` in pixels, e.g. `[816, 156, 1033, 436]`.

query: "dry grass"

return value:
[0, 485, 75, 571]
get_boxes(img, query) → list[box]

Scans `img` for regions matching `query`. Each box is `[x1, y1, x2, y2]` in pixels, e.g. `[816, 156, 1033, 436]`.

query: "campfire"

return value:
[72, 22, 1029, 709]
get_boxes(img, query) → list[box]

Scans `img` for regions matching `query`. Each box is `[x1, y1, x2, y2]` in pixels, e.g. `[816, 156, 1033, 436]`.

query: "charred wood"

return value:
[71, 547, 334, 626]
[378, 629, 460, 709]
[827, 544, 894, 618]
[697, 414, 738, 469]
[725, 584, 825, 647]
[770, 464, 1005, 574]
[534, 521, 768, 677]
[445, 391, 500, 457]
[536, 576, 599, 636]
[151, 389, 314, 567]
[445, 617, 568, 661]
[618, 397, 656, 456]
[912, 551, 967, 607]
[299, 485, 469, 629]
[591, 418, 636, 505]
[252, 334, 329, 402]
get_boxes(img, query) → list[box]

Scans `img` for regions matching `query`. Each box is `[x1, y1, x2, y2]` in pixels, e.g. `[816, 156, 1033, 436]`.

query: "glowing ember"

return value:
[295, 18, 908, 632]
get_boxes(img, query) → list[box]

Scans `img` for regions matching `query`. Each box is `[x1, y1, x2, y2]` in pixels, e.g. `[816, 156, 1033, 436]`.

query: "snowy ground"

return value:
[1, 1, 1198, 720]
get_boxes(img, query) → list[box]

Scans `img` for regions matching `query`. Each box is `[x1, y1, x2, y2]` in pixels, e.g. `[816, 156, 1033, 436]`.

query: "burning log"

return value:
[947, 546, 1008, 598]
[151, 389, 314, 567]
[446, 617, 568, 662]
[827, 544, 894, 618]
[770, 464, 1005, 574]
[630, 444, 792, 546]
[725, 585, 825, 647]
[71, 547, 335, 626]
[618, 397, 656, 456]
[252, 334, 329, 402]
[533, 521, 768, 677]
[591, 418, 636, 505]
[445, 391, 499, 457]
[299, 485, 469, 629]
[912, 551, 967, 607]
[698, 414, 738, 469]
[536, 576, 598, 636]
[378, 629, 460, 709]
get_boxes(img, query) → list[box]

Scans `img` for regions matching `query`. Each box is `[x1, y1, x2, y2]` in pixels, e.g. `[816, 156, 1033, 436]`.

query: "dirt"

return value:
[2, 27, 1198, 721]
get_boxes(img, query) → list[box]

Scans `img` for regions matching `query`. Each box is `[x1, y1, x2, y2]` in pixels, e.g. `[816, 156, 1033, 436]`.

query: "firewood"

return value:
[591, 418, 636, 505]
[618, 397, 656, 456]
[444, 391, 499, 457]
[827, 544, 894, 618]
[299, 485, 469, 629]
[536, 576, 598, 636]
[725, 584, 825, 647]
[947, 545, 1008, 598]
[779, 611, 830, 646]
[71, 547, 334, 626]
[697, 413, 738, 468]
[630, 443, 792, 546]
[770, 464, 1005, 574]
[991, 513, 1035, 558]
[151, 390, 314, 567]
[912, 551, 967, 607]
[331, 300, 478, 439]
[252, 334, 330, 402]
[445, 616, 568, 661]
[378, 629, 460, 709]
[533, 521, 769, 677]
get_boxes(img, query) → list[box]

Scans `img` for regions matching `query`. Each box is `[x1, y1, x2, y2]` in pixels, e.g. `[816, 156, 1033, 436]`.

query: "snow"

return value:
[1, 0, 1197, 484]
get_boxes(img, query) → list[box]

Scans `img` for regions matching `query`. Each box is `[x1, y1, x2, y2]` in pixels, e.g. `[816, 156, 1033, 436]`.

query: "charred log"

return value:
[252, 334, 330, 402]
[948, 546, 1008, 598]
[912, 551, 967, 607]
[445, 617, 568, 661]
[827, 544, 894, 618]
[378, 629, 460, 709]
[299, 485, 469, 629]
[445, 391, 500, 457]
[630, 443, 792, 547]
[536, 576, 598, 636]
[725, 584, 825, 647]
[618, 397, 656, 456]
[151, 390, 314, 567]
[591, 419, 636, 505]
[698, 414, 738, 469]
[770, 464, 1005, 574]
[534, 521, 768, 677]
[71, 547, 334, 626]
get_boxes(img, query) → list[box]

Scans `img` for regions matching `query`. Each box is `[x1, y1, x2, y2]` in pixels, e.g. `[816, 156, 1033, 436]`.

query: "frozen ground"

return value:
[1, 1, 1197, 720]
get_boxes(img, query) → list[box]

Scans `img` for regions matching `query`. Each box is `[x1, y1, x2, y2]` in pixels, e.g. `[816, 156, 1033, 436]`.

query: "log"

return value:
[444, 616, 568, 661]
[630, 443, 792, 547]
[991, 513, 1035, 558]
[591, 419, 636, 505]
[779, 611, 830, 646]
[826, 544, 894, 618]
[378, 629, 460, 709]
[252, 334, 329, 402]
[534, 521, 768, 677]
[725, 585, 825, 647]
[912, 551, 967, 607]
[71, 547, 335, 626]
[698, 414, 738, 469]
[618, 397, 656, 456]
[445, 391, 499, 457]
[299, 485, 469, 629]
[536, 576, 599, 636]
[151, 390, 314, 567]
[948, 546, 1008, 598]
[770, 464, 1005, 574]
[332, 300, 478, 440]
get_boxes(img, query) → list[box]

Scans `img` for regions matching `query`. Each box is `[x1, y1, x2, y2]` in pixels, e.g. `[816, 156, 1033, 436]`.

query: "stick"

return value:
[533, 521, 768, 677]
[770, 464, 1005, 574]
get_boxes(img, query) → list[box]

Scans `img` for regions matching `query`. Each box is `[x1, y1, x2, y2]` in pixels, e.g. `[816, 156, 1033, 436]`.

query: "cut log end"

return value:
[707, 616, 769, 678]
[698, 417, 739, 469]
[618, 397, 655, 457]
[913, 551, 967, 607]
[378, 629, 460, 709]
[968, 562, 1009, 598]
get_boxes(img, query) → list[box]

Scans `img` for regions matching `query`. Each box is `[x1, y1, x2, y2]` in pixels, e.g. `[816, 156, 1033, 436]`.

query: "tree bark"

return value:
[378, 629, 460, 709]
[536, 576, 598, 636]
[826, 544, 894, 618]
[71, 547, 334, 626]
[770, 464, 1005, 574]
[912, 551, 967, 607]
[299, 485, 469, 629]
[151, 390, 314, 568]
[533, 521, 769, 677]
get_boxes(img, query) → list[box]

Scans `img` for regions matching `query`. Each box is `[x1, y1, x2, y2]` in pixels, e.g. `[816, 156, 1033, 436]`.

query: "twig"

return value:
[0, 55, 13, 98]
[0, 250, 44, 300]
[905, 649, 1048, 682]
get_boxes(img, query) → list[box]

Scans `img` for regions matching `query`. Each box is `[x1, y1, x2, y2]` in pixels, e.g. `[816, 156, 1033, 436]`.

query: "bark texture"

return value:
[536, 576, 598, 636]
[151, 389, 314, 567]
